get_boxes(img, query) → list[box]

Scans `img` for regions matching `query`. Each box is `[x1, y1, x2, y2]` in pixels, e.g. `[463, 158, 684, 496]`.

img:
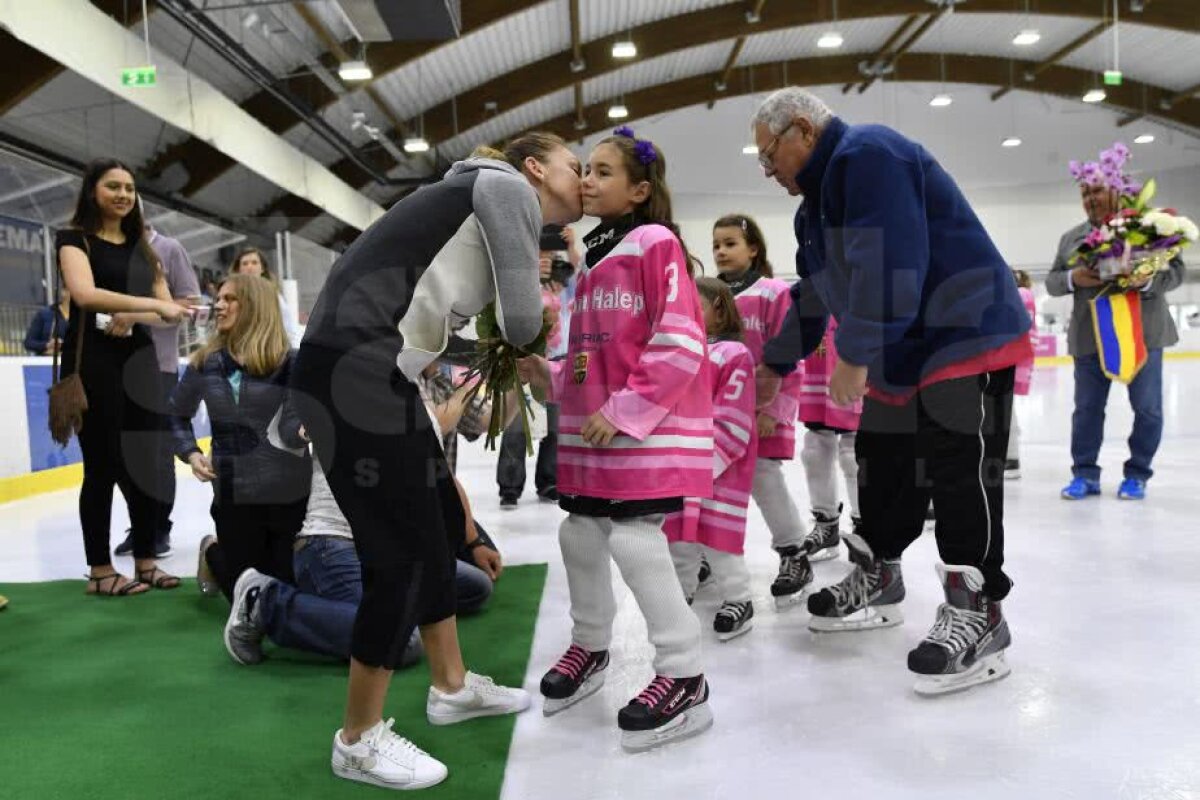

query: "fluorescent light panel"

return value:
[338, 60, 372, 81]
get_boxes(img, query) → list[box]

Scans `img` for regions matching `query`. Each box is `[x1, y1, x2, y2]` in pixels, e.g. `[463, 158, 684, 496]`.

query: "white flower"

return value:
[1177, 216, 1199, 242]
[1152, 214, 1180, 237]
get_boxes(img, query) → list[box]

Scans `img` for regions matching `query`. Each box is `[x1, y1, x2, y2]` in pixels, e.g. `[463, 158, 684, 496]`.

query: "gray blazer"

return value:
[1045, 221, 1185, 357]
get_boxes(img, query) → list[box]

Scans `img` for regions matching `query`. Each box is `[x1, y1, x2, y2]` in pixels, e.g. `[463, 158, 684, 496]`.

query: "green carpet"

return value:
[0, 564, 547, 799]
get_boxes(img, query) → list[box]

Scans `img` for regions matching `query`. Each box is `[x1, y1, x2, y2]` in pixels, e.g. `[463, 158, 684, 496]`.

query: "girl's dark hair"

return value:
[502, 132, 568, 173]
[230, 247, 277, 286]
[1012, 268, 1032, 289]
[695, 276, 744, 341]
[713, 213, 773, 278]
[598, 132, 700, 276]
[69, 158, 161, 277]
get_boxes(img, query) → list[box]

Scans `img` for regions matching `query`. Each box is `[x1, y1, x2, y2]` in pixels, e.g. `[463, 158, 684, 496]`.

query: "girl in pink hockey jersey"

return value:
[667, 277, 758, 641]
[1007, 270, 1038, 479]
[712, 214, 812, 610]
[518, 127, 713, 753]
[797, 318, 863, 560]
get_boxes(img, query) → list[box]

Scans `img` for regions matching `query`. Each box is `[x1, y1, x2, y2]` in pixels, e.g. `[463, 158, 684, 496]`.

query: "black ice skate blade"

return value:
[715, 620, 754, 642]
[912, 653, 1011, 696]
[542, 672, 605, 717]
[620, 703, 714, 753]
[808, 604, 903, 633]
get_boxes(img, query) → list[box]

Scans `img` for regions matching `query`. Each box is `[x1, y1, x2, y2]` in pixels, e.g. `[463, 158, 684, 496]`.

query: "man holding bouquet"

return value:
[1048, 148, 1188, 501]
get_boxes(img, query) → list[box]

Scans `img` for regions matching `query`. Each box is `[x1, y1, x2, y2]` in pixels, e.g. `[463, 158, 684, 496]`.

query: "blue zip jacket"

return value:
[763, 117, 1029, 393]
[169, 349, 311, 505]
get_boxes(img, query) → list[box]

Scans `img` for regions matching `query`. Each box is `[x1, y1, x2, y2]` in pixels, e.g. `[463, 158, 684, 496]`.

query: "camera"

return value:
[545, 256, 574, 288]
[539, 224, 565, 251]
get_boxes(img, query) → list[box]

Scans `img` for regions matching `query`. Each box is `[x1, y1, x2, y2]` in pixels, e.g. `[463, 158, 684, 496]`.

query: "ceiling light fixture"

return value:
[607, 104, 629, 119]
[742, 144, 759, 155]
[612, 40, 637, 59]
[403, 137, 430, 153]
[1012, 30, 1040, 46]
[1134, 133, 1155, 144]
[1001, 136, 1023, 147]
[338, 60, 372, 81]
[1082, 88, 1107, 103]
[817, 32, 844, 49]
[930, 93, 953, 107]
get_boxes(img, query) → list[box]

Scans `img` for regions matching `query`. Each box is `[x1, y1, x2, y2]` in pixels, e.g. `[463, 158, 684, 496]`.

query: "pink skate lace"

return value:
[551, 645, 591, 680]
[634, 675, 676, 707]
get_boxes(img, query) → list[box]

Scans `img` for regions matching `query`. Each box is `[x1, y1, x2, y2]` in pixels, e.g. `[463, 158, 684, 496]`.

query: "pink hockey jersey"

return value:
[1015, 287, 1037, 396]
[733, 276, 803, 458]
[664, 339, 758, 555]
[548, 224, 713, 501]
[798, 318, 863, 431]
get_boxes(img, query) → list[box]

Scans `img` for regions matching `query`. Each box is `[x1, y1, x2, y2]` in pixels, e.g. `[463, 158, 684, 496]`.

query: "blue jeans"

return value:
[257, 537, 495, 664]
[1071, 349, 1164, 482]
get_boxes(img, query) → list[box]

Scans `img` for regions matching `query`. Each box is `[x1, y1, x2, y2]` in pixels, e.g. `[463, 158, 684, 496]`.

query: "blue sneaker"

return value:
[1117, 478, 1146, 500]
[1061, 477, 1101, 500]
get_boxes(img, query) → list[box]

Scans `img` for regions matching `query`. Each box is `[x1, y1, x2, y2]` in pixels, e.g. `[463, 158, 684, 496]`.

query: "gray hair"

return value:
[753, 88, 833, 134]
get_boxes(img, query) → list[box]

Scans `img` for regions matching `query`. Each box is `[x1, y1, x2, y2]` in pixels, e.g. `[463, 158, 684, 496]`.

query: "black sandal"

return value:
[136, 567, 181, 590]
[85, 572, 147, 597]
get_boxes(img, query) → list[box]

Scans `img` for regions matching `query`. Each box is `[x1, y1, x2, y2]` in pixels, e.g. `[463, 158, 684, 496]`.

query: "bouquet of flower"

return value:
[1068, 143, 1197, 288]
[455, 303, 552, 455]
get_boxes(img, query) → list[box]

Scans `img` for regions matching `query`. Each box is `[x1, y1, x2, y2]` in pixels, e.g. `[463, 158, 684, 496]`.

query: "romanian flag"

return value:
[1090, 288, 1148, 384]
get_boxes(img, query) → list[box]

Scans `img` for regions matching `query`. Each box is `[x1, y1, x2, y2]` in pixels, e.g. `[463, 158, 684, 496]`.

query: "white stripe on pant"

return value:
[799, 429, 860, 519]
[750, 458, 805, 550]
[669, 542, 751, 604]
[559, 513, 703, 678]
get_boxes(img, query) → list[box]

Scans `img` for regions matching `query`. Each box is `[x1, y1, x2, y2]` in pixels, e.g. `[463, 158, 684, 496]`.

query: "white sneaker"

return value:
[426, 671, 531, 726]
[331, 718, 447, 791]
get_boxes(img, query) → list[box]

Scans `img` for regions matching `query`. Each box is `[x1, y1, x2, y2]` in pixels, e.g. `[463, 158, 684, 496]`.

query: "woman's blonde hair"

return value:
[191, 273, 290, 376]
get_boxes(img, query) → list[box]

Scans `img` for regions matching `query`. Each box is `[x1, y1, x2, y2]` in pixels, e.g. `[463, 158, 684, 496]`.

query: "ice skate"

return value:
[618, 675, 713, 753]
[807, 532, 904, 632]
[770, 546, 813, 611]
[540, 644, 609, 716]
[909, 564, 1012, 696]
[799, 506, 841, 562]
[713, 600, 754, 642]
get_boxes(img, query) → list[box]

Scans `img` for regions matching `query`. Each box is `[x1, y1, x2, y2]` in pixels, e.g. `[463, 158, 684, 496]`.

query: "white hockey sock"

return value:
[559, 514, 616, 653]
[838, 432, 860, 519]
[610, 514, 703, 678]
[800, 429, 840, 517]
[703, 547, 751, 604]
[751, 458, 805, 550]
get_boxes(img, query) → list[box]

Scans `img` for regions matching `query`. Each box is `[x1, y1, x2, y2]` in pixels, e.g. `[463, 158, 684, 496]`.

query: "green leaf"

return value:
[1135, 179, 1156, 211]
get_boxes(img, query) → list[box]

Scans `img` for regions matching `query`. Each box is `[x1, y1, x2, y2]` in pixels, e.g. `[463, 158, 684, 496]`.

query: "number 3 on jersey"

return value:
[665, 262, 679, 303]
[724, 369, 747, 401]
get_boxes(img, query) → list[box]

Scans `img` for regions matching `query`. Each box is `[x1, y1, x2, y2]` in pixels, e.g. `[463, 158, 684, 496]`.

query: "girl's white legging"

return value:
[751, 458, 805, 551]
[669, 542, 751, 604]
[799, 428, 860, 519]
[559, 512, 702, 678]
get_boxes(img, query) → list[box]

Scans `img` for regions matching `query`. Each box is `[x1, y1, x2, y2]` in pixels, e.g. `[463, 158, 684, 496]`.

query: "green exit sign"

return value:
[121, 65, 157, 87]
[1104, 70, 1123, 86]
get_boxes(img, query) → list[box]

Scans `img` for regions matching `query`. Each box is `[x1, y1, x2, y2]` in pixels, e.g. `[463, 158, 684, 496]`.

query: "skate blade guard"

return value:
[808, 603, 903, 632]
[542, 672, 606, 717]
[913, 652, 1010, 696]
[620, 703, 714, 753]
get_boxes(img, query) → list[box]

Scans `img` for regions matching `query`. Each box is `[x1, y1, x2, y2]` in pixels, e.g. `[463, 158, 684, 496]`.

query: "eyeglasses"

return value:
[758, 121, 795, 171]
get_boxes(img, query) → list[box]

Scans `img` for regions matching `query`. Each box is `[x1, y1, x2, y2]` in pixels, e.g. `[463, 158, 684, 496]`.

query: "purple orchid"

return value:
[613, 126, 635, 138]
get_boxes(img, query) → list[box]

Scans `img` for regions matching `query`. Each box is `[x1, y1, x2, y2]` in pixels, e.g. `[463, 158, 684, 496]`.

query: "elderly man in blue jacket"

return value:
[752, 88, 1031, 696]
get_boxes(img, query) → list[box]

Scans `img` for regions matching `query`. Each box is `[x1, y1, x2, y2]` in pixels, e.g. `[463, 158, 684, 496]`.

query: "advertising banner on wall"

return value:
[0, 214, 47, 306]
